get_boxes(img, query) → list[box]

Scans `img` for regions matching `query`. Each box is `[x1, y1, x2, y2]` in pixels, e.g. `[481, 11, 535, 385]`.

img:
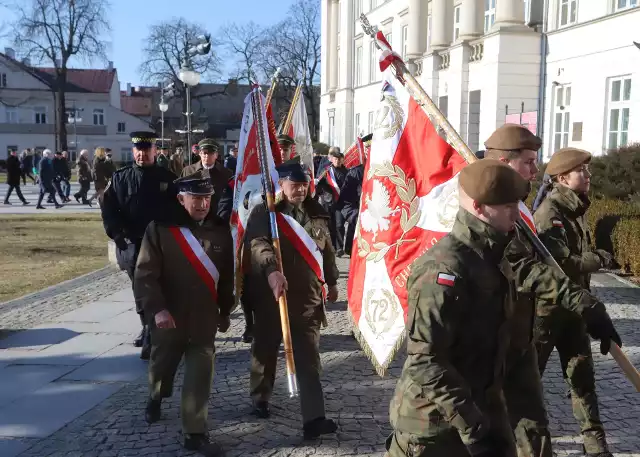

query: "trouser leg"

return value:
[557, 315, 608, 454]
[148, 328, 185, 401]
[15, 186, 27, 203]
[291, 319, 325, 424]
[385, 430, 471, 457]
[333, 209, 345, 252]
[36, 190, 45, 206]
[249, 310, 281, 403]
[343, 214, 357, 255]
[181, 343, 215, 434]
[504, 345, 553, 457]
[4, 186, 13, 202]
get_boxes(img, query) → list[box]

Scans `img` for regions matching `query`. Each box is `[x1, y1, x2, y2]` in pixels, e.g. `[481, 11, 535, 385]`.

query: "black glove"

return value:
[465, 432, 510, 457]
[114, 235, 128, 251]
[584, 303, 622, 355]
[595, 249, 615, 269]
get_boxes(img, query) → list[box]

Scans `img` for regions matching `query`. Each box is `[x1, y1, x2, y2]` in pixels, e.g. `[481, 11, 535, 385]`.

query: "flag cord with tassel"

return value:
[359, 13, 640, 390]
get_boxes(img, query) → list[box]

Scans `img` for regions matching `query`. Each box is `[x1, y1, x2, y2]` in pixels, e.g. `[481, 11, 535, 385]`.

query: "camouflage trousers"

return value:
[504, 343, 553, 457]
[535, 308, 609, 454]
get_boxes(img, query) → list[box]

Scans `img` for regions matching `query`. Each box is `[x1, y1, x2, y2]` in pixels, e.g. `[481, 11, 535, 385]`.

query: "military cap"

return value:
[174, 169, 215, 196]
[361, 133, 373, 145]
[329, 149, 344, 159]
[277, 134, 295, 145]
[484, 124, 542, 151]
[130, 131, 157, 148]
[459, 159, 529, 205]
[158, 145, 169, 151]
[197, 138, 220, 153]
[546, 147, 592, 176]
[277, 160, 309, 183]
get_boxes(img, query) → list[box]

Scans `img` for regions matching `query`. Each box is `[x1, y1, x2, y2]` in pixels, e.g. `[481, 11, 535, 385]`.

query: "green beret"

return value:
[546, 147, 591, 176]
[197, 138, 219, 152]
[460, 159, 530, 205]
[277, 134, 295, 145]
[484, 124, 542, 151]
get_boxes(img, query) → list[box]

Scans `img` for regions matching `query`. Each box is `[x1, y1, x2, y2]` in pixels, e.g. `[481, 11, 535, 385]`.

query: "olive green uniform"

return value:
[534, 184, 608, 453]
[388, 208, 518, 457]
[244, 198, 339, 424]
[134, 211, 234, 434]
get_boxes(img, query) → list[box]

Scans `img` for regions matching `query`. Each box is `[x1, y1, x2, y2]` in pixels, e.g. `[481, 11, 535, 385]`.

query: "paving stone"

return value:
[60, 343, 146, 382]
[0, 365, 73, 407]
[54, 300, 133, 323]
[0, 438, 32, 457]
[0, 327, 81, 351]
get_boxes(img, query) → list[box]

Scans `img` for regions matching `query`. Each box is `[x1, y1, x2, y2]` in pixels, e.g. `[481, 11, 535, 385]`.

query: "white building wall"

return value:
[320, 0, 640, 160]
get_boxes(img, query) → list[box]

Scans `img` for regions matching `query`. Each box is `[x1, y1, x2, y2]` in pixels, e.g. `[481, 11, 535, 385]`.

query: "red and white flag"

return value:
[230, 87, 280, 303]
[284, 91, 316, 193]
[349, 40, 538, 374]
[344, 136, 366, 169]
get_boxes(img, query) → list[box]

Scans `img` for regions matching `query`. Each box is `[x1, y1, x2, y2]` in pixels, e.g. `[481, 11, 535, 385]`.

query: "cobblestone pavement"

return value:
[6, 259, 640, 456]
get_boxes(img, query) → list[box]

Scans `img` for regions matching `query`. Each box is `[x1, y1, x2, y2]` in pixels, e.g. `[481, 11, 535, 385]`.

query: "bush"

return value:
[590, 143, 640, 200]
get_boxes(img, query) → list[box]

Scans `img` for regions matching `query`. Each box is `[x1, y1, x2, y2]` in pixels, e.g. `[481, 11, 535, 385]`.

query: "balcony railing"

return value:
[469, 39, 484, 63]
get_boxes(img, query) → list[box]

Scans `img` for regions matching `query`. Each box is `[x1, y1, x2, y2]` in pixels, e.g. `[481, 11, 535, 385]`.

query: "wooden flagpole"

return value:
[359, 13, 640, 392]
[280, 78, 303, 136]
[250, 86, 299, 398]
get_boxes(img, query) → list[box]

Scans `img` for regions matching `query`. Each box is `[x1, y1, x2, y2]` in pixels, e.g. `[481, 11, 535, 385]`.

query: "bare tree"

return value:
[139, 17, 226, 103]
[257, 0, 321, 138]
[219, 21, 265, 83]
[5, 0, 110, 151]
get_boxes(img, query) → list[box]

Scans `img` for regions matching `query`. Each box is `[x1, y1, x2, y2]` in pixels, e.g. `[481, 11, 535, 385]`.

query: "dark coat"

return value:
[92, 157, 111, 191]
[38, 157, 56, 192]
[77, 157, 93, 182]
[339, 164, 364, 223]
[53, 157, 69, 180]
[6, 155, 22, 186]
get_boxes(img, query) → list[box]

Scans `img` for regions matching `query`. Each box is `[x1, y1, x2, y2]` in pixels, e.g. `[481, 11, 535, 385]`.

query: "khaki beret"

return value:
[197, 138, 219, 152]
[460, 159, 530, 205]
[277, 134, 295, 145]
[484, 124, 542, 151]
[546, 147, 591, 176]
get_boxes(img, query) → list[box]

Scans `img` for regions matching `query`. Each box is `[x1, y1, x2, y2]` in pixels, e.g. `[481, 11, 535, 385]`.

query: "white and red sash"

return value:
[169, 226, 220, 301]
[518, 201, 537, 234]
[326, 167, 341, 201]
[275, 212, 325, 284]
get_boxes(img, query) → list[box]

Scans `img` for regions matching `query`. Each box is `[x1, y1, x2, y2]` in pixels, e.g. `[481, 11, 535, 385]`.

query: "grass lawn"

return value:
[0, 213, 109, 303]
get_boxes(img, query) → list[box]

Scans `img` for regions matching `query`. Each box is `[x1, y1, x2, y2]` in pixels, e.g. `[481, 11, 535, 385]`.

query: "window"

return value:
[355, 113, 361, 137]
[402, 25, 409, 60]
[427, 15, 432, 51]
[439, 96, 449, 118]
[606, 76, 632, 150]
[553, 84, 571, 153]
[34, 107, 46, 124]
[369, 40, 377, 83]
[558, 0, 578, 27]
[354, 45, 363, 86]
[328, 113, 336, 146]
[121, 148, 133, 164]
[0, 73, 6, 87]
[524, 0, 531, 23]
[355, 0, 361, 18]
[117, 122, 126, 133]
[368, 110, 374, 133]
[453, 5, 461, 41]
[484, 0, 496, 32]
[93, 108, 104, 125]
[5, 107, 18, 124]
[615, 0, 637, 11]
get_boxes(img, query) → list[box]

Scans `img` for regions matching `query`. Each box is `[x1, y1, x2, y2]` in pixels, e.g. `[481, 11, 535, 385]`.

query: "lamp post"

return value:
[158, 98, 169, 148]
[179, 63, 201, 165]
[67, 103, 83, 160]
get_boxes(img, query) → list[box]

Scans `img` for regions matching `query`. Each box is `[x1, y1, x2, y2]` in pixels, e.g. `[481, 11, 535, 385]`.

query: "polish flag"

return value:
[344, 135, 366, 169]
[284, 92, 316, 194]
[230, 87, 280, 304]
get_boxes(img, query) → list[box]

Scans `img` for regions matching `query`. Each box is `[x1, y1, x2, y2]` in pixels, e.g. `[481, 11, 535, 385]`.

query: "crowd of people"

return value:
[3, 147, 118, 209]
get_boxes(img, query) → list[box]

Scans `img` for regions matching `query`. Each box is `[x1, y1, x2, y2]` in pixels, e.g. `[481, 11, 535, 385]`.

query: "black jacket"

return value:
[6, 155, 21, 186]
[339, 164, 364, 222]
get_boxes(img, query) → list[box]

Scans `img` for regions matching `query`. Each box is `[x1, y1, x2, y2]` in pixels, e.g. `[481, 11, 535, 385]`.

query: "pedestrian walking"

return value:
[74, 150, 93, 205]
[4, 149, 29, 205]
[386, 160, 530, 457]
[135, 170, 233, 457]
[90, 147, 111, 205]
[101, 130, 177, 360]
[20, 150, 36, 185]
[59, 151, 72, 199]
[53, 151, 71, 202]
[35, 149, 62, 209]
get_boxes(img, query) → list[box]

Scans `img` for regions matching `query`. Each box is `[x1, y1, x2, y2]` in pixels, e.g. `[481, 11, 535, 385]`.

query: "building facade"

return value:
[320, 0, 640, 159]
[0, 49, 152, 163]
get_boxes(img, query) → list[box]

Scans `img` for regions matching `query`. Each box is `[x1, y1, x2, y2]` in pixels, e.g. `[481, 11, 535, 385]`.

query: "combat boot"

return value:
[303, 417, 337, 440]
[144, 398, 161, 424]
[184, 433, 224, 457]
[251, 401, 270, 418]
[133, 327, 144, 347]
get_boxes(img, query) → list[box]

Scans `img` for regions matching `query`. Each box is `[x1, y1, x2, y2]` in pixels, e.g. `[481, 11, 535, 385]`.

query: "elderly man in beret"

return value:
[483, 125, 620, 457]
[533, 147, 620, 457]
[182, 138, 233, 217]
[388, 160, 529, 457]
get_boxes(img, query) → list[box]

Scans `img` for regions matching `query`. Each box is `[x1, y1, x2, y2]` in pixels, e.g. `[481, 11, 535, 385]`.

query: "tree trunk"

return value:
[56, 72, 68, 151]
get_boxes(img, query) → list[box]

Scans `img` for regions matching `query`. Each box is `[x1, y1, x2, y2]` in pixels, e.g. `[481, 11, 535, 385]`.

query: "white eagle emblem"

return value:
[360, 180, 399, 242]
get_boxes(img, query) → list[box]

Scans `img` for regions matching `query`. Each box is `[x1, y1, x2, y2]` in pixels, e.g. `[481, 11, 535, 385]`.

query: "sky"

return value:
[0, 0, 296, 89]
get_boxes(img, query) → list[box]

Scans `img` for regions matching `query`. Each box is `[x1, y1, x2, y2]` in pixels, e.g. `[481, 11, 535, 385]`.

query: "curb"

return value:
[606, 272, 640, 289]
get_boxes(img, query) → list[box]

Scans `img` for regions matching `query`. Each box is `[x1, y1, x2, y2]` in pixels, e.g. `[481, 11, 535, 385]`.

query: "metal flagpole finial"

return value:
[360, 13, 378, 37]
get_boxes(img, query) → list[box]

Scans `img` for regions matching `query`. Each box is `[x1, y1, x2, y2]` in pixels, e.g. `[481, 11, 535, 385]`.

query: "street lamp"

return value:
[66, 104, 83, 159]
[158, 99, 168, 149]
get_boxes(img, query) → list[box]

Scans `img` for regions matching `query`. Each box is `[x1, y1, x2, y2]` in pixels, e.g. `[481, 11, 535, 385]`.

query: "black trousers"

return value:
[330, 208, 345, 252]
[37, 189, 59, 206]
[4, 185, 27, 203]
[74, 180, 91, 202]
[344, 214, 358, 255]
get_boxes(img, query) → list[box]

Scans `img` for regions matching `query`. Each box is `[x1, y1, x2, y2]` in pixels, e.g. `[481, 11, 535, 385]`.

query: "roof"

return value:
[120, 95, 152, 117]
[37, 68, 116, 93]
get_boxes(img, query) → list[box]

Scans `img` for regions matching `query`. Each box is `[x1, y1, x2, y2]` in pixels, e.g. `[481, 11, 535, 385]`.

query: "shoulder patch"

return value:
[436, 272, 456, 287]
[552, 219, 564, 228]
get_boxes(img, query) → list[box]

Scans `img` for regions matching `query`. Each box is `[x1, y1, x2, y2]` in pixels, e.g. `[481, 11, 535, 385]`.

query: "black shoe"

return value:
[133, 328, 145, 347]
[184, 434, 224, 457]
[144, 398, 161, 424]
[74, 195, 80, 203]
[55, 204, 63, 209]
[242, 328, 253, 343]
[47, 199, 54, 203]
[251, 401, 270, 419]
[36, 205, 45, 209]
[303, 417, 337, 440]
[22, 201, 30, 205]
[3, 201, 10, 205]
